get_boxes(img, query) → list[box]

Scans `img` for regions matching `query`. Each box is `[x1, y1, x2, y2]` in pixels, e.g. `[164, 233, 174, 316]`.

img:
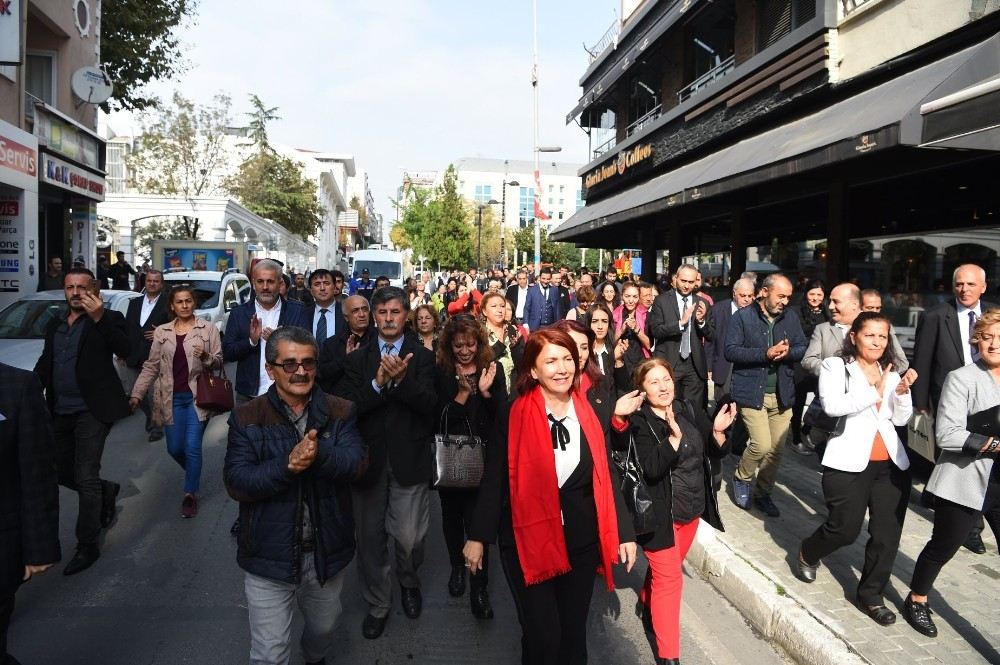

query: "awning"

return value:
[553, 32, 1000, 242]
[920, 75, 1000, 150]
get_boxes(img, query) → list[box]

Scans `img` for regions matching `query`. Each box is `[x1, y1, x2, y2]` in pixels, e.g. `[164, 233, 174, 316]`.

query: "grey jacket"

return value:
[801, 322, 909, 377]
[927, 361, 999, 510]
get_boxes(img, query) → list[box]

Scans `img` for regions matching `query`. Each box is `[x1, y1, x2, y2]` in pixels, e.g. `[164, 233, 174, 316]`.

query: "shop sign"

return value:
[71, 197, 96, 271]
[33, 106, 101, 169]
[584, 143, 653, 190]
[0, 0, 20, 65]
[0, 195, 21, 293]
[40, 153, 105, 201]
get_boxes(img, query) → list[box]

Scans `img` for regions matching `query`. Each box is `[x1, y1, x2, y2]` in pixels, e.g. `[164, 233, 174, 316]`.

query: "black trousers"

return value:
[791, 374, 818, 444]
[801, 460, 911, 606]
[673, 357, 706, 410]
[911, 475, 1000, 596]
[1, 591, 12, 663]
[53, 412, 111, 546]
[439, 487, 488, 585]
[499, 542, 599, 665]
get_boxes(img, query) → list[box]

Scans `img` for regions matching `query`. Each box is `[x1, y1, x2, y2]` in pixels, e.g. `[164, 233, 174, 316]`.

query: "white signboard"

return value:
[71, 198, 96, 271]
[0, 0, 20, 65]
[40, 152, 105, 201]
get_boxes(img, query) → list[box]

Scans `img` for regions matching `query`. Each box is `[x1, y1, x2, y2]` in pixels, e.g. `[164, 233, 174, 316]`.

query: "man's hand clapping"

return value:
[288, 429, 318, 473]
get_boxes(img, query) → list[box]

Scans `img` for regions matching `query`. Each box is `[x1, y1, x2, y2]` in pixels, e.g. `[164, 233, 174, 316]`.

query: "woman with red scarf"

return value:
[463, 328, 638, 664]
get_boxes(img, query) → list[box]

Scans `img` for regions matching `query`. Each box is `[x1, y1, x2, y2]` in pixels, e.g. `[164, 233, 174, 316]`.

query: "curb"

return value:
[687, 522, 869, 665]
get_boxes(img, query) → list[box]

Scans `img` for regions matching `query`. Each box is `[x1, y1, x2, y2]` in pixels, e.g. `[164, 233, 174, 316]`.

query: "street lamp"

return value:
[477, 199, 499, 269]
[500, 179, 519, 269]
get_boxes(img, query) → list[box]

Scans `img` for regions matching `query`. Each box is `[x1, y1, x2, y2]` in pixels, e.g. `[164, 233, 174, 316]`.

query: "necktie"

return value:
[548, 414, 570, 451]
[383, 343, 396, 357]
[970, 311, 980, 362]
[316, 308, 328, 345]
[680, 296, 692, 359]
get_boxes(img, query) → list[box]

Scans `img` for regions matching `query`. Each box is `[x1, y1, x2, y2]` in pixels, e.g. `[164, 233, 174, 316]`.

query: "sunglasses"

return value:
[269, 359, 318, 374]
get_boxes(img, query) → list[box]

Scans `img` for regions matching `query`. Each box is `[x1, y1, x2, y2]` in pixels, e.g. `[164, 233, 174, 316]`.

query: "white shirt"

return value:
[139, 294, 160, 326]
[675, 291, 693, 332]
[515, 286, 528, 319]
[254, 299, 283, 396]
[730, 300, 738, 315]
[958, 302, 983, 365]
[547, 400, 581, 488]
[312, 303, 336, 340]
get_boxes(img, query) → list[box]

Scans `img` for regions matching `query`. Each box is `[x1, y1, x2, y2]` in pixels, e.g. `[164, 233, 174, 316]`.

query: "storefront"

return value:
[0, 118, 40, 311]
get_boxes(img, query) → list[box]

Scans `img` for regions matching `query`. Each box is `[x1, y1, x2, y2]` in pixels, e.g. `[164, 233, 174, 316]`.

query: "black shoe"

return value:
[470, 586, 494, 620]
[305, 659, 326, 665]
[401, 586, 422, 619]
[795, 550, 818, 583]
[903, 596, 937, 637]
[63, 544, 100, 576]
[655, 658, 680, 664]
[963, 531, 987, 555]
[101, 481, 120, 528]
[859, 601, 896, 626]
[754, 495, 781, 517]
[230, 518, 240, 536]
[361, 613, 387, 639]
[448, 565, 466, 597]
[148, 430, 163, 442]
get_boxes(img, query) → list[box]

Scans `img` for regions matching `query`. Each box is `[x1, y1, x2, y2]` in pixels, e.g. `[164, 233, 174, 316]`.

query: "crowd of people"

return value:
[4, 255, 999, 665]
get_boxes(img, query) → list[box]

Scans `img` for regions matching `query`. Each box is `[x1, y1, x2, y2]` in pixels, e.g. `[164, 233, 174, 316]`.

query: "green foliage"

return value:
[100, 0, 198, 112]
[246, 94, 280, 152]
[226, 151, 323, 240]
[397, 166, 474, 268]
[131, 217, 199, 262]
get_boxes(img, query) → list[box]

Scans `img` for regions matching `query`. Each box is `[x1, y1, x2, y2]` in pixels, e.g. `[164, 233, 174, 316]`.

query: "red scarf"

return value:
[508, 385, 620, 589]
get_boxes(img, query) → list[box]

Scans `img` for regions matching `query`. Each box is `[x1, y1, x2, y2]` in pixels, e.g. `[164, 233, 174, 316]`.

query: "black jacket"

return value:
[724, 304, 807, 409]
[334, 335, 436, 487]
[434, 362, 506, 441]
[35, 310, 132, 423]
[304, 301, 345, 343]
[0, 364, 60, 595]
[317, 325, 375, 394]
[647, 289, 715, 379]
[124, 293, 172, 368]
[224, 385, 364, 585]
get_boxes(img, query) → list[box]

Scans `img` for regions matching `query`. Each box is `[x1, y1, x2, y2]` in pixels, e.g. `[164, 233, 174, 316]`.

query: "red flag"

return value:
[533, 170, 549, 221]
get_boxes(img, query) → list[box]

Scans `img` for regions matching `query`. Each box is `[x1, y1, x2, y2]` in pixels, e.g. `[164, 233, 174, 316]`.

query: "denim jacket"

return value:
[724, 304, 806, 409]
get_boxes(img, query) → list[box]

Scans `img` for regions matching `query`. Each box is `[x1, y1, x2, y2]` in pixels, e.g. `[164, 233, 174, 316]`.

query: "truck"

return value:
[150, 240, 249, 274]
[348, 248, 407, 287]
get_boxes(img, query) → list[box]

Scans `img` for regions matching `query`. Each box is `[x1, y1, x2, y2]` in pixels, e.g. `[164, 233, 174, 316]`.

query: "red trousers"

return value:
[639, 519, 700, 659]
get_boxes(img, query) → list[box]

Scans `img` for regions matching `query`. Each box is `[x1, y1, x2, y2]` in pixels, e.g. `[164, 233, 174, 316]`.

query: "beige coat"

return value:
[132, 318, 223, 426]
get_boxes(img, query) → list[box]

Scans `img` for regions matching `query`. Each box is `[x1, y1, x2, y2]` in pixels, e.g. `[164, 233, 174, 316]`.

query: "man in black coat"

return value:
[122, 269, 171, 441]
[0, 363, 61, 664]
[334, 286, 435, 640]
[304, 269, 345, 348]
[318, 295, 374, 393]
[504, 270, 529, 324]
[34, 268, 132, 576]
[707, 277, 757, 397]
[647, 263, 715, 408]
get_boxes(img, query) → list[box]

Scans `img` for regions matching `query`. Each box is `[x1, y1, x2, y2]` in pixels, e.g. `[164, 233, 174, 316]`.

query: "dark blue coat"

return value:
[222, 297, 310, 398]
[724, 304, 806, 409]
[224, 385, 365, 585]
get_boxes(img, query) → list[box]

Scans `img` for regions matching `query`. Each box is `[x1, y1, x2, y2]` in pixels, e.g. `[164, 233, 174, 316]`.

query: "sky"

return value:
[107, 0, 620, 221]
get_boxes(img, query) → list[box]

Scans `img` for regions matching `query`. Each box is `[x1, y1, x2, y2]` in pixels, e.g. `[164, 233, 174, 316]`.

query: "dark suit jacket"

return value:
[912, 298, 997, 410]
[647, 289, 715, 379]
[35, 310, 132, 423]
[305, 301, 346, 344]
[0, 363, 61, 595]
[334, 335, 436, 487]
[124, 293, 172, 367]
[522, 283, 562, 331]
[707, 299, 737, 387]
[222, 297, 310, 398]
[317, 325, 376, 394]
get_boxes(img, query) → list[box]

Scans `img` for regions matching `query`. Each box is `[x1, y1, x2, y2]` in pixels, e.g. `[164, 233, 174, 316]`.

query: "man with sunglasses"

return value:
[225, 327, 365, 665]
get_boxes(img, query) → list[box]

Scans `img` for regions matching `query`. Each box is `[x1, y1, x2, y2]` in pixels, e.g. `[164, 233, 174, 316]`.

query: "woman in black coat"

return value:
[433, 314, 506, 619]
[792, 279, 831, 452]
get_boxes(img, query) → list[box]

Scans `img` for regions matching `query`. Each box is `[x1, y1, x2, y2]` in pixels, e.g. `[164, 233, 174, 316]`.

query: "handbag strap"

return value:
[439, 401, 475, 439]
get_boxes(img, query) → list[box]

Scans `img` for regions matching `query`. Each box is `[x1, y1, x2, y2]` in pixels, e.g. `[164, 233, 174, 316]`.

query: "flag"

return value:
[533, 169, 549, 221]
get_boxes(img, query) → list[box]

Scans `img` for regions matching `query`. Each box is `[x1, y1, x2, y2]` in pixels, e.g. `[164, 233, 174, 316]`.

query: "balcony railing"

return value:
[24, 91, 44, 120]
[626, 104, 663, 138]
[677, 55, 736, 104]
[585, 18, 622, 64]
[592, 135, 617, 160]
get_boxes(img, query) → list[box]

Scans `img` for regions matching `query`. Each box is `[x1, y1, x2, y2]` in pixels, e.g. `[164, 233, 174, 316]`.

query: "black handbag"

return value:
[967, 404, 1000, 438]
[802, 366, 850, 437]
[611, 432, 655, 536]
[432, 404, 485, 489]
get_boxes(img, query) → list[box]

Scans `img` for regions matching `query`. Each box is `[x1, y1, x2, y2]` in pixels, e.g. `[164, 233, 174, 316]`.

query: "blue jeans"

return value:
[164, 392, 206, 493]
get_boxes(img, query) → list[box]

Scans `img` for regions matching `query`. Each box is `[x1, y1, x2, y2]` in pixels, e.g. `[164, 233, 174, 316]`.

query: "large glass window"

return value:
[474, 184, 493, 205]
[519, 187, 536, 227]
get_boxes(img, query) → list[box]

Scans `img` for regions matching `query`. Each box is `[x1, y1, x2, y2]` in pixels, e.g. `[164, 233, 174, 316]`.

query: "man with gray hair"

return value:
[708, 277, 757, 396]
[335, 286, 436, 639]
[225, 327, 365, 665]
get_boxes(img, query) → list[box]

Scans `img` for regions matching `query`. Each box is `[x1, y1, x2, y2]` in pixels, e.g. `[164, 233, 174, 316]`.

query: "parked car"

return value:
[0, 289, 142, 375]
[160, 269, 251, 334]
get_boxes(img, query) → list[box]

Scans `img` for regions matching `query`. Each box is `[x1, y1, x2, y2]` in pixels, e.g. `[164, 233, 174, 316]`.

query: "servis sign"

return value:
[585, 143, 653, 190]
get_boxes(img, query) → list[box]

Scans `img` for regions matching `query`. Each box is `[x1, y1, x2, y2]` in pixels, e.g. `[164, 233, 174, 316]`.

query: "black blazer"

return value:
[912, 298, 998, 410]
[334, 335, 436, 487]
[0, 364, 61, 595]
[646, 289, 715, 379]
[35, 310, 132, 423]
[504, 284, 527, 317]
[318, 325, 376, 394]
[124, 293, 171, 368]
[305, 301, 346, 343]
[707, 299, 736, 387]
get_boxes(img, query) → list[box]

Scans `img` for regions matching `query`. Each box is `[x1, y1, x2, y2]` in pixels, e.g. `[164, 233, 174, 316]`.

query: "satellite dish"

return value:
[71, 66, 114, 105]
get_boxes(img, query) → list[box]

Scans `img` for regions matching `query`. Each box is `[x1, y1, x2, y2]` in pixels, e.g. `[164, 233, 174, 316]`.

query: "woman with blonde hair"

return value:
[480, 291, 524, 395]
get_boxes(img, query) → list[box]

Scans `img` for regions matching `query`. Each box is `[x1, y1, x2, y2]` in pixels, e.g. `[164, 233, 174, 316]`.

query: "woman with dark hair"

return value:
[443, 277, 460, 312]
[130, 285, 223, 518]
[411, 303, 439, 351]
[597, 281, 621, 310]
[584, 302, 629, 378]
[623, 357, 736, 664]
[481, 291, 524, 396]
[464, 328, 637, 664]
[613, 282, 652, 372]
[795, 312, 915, 628]
[434, 315, 506, 619]
[791, 279, 832, 453]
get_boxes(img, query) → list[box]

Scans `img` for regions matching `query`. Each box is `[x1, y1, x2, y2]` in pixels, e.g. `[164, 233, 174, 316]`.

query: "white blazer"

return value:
[818, 356, 912, 472]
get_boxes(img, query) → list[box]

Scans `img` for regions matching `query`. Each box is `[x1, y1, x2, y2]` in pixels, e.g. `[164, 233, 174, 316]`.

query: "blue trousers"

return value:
[164, 392, 207, 493]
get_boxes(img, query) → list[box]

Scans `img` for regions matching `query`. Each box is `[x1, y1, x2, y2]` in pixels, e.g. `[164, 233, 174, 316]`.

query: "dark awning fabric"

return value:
[919, 76, 1000, 149]
[552, 32, 1000, 242]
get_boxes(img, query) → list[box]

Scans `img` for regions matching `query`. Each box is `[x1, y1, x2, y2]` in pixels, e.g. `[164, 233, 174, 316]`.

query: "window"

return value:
[25, 52, 56, 105]
[559, 185, 565, 193]
[519, 186, 536, 227]
[548, 197, 553, 204]
[757, 0, 816, 51]
[576, 190, 584, 211]
[558, 212, 564, 220]
[474, 184, 493, 205]
[559, 198, 564, 205]
[548, 185, 554, 193]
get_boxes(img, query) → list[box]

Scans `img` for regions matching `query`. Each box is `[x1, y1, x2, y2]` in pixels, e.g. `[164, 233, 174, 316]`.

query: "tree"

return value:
[131, 217, 198, 263]
[396, 166, 474, 268]
[510, 226, 593, 269]
[100, 0, 199, 112]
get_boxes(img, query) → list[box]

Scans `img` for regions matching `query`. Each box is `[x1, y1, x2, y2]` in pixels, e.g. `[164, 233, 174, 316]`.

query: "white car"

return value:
[0, 289, 142, 373]
[161, 269, 252, 334]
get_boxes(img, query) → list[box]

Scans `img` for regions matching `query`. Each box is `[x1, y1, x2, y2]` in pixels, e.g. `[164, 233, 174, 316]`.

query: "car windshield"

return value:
[0, 299, 69, 339]
[166, 280, 220, 309]
[355, 261, 401, 279]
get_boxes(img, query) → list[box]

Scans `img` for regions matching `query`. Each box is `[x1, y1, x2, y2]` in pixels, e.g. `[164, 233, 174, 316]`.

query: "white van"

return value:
[350, 249, 405, 287]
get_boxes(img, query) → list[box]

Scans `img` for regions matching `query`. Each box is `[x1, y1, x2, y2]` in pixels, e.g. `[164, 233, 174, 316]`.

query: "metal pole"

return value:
[532, 0, 541, 270]
[501, 182, 507, 269]
[477, 206, 483, 268]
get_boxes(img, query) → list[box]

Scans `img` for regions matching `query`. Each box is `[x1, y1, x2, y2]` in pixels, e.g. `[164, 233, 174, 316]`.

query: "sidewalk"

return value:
[684, 448, 1000, 665]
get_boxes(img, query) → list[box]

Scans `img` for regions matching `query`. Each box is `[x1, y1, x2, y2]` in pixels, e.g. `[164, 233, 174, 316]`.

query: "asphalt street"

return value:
[8, 379, 791, 665]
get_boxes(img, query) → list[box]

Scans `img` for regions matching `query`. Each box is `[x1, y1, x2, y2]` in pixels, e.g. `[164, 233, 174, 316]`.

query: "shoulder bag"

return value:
[196, 364, 234, 412]
[432, 403, 485, 489]
[610, 426, 656, 536]
[803, 365, 851, 438]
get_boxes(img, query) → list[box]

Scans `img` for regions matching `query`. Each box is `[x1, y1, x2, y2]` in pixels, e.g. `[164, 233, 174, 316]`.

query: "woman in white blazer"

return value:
[795, 312, 916, 627]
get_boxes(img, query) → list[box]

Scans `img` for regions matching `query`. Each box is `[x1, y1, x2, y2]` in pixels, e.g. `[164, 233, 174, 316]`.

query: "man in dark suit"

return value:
[223, 259, 310, 404]
[34, 268, 132, 576]
[305, 269, 346, 348]
[911, 263, 996, 553]
[521, 267, 562, 331]
[505, 270, 530, 324]
[0, 363, 61, 663]
[122, 269, 171, 441]
[647, 263, 715, 407]
[334, 286, 435, 640]
[707, 278, 757, 397]
[318, 295, 374, 393]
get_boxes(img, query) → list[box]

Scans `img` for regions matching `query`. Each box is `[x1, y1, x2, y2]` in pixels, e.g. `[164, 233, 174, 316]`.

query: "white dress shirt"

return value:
[675, 291, 695, 331]
[957, 302, 982, 365]
[253, 299, 283, 395]
[139, 294, 160, 326]
[547, 400, 581, 488]
[312, 304, 336, 340]
[516, 286, 528, 319]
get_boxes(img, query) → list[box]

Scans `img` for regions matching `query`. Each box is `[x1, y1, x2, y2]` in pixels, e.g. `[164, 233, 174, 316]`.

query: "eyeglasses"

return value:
[269, 358, 318, 374]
